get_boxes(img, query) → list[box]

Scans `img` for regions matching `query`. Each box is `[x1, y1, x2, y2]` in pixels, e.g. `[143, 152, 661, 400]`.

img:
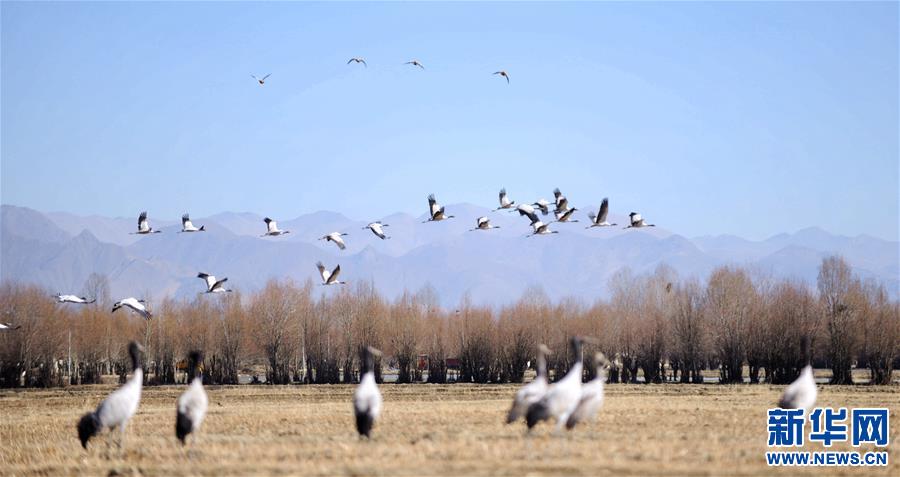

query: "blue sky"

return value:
[2, 2, 897, 241]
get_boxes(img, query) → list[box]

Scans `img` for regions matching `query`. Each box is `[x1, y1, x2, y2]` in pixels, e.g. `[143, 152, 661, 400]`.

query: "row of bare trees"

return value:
[0, 256, 896, 388]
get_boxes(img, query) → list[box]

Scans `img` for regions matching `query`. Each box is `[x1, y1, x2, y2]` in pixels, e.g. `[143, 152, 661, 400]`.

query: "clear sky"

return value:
[2, 1, 897, 241]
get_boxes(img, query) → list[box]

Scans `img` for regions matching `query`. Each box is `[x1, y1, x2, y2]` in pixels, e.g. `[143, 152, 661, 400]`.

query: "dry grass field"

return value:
[1, 383, 897, 476]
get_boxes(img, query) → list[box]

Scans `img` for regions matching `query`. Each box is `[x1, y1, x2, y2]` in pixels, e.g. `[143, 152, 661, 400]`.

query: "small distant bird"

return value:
[528, 221, 558, 237]
[405, 59, 425, 69]
[553, 188, 568, 213]
[363, 222, 390, 240]
[554, 208, 579, 223]
[353, 346, 383, 438]
[112, 298, 152, 320]
[347, 57, 367, 67]
[507, 344, 551, 424]
[495, 188, 516, 211]
[180, 214, 205, 233]
[778, 339, 817, 412]
[251, 73, 271, 85]
[176, 351, 209, 447]
[316, 262, 346, 285]
[78, 342, 143, 451]
[424, 194, 454, 222]
[565, 352, 610, 430]
[55, 294, 96, 304]
[493, 70, 510, 83]
[262, 217, 290, 236]
[197, 273, 232, 294]
[515, 204, 540, 225]
[624, 212, 655, 229]
[131, 211, 162, 235]
[526, 336, 592, 433]
[532, 199, 552, 216]
[470, 216, 500, 231]
[587, 198, 617, 228]
[0, 323, 21, 331]
[320, 232, 349, 250]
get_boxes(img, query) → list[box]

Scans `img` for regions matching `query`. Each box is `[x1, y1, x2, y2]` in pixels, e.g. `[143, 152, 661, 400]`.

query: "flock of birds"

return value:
[46, 187, 655, 319]
[71, 336, 817, 455]
[252, 57, 512, 84]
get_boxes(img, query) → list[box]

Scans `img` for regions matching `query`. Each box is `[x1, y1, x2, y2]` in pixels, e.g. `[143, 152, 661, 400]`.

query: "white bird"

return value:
[180, 214, 205, 233]
[553, 188, 568, 214]
[197, 273, 232, 294]
[112, 298, 152, 320]
[554, 208, 579, 223]
[470, 216, 500, 231]
[320, 232, 349, 250]
[778, 339, 817, 412]
[526, 337, 591, 433]
[528, 220, 558, 237]
[624, 212, 655, 229]
[515, 204, 540, 225]
[0, 322, 21, 330]
[55, 294, 96, 304]
[494, 188, 516, 211]
[363, 222, 390, 240]
[131, 211, 162, 235]
[262, 217, 290, 236]
[506, 344, 551, 424]
[405, 59, 425, 69]
[493, 70, 510, 83]
[176, 350, 209, 446]
[251, 73, 271, 85]
[316, 262, 346, 285]
[353, 346, 383, 438]
[424, 194, 454, 222]
[587, 198, 617, 228]
[347, 57, 367, 67]
[565, 352, 610, 430]
[532, 199, 552, 216]
[77, 342, 143, 451]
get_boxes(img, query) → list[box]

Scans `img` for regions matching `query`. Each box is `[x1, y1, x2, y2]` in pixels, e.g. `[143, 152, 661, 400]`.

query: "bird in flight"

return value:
[587, 198, 617, 228]
[262, 217, 290, 236]
[532, 199, 552, 216]
[495, 188, 516, 211]
[363, 222, 390, 240]
[132, 211, 162, 235]
[320, 232, 349, 250]
[554, 208, 579, 223]
[0, 323, 21, 331]
[625, 212, 655, 229]
[251, 73, 271, 85]
[405, 59, 425, 70]
[528, 221, 558, 237]
[493, 70, 510, 83]
[197, 273, 232, 294]
[112, 298, 152, 320]
[347, 57, 367, 67]
[424, 194, 454, 222]
[180, 214, 205, 233]
[470, 216, 500, 232]
[316, 262, 346, 285]
[55, 294, 96, 305]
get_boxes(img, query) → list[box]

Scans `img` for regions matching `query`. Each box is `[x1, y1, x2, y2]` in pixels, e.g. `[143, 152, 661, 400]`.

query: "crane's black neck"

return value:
[570, 337, 583, 366]
[360, 348, 375, 375]
[187, 350, 203, 381]
[536, 350, 547, 379]
[128, 342, 142, 372]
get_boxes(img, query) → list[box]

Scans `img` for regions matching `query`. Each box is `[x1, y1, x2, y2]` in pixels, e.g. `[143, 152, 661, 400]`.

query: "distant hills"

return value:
[2, 204, 897, 306]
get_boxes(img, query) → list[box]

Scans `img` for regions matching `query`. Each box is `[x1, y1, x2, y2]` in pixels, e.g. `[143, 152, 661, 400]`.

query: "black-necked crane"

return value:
[528, 220, 558, 237]
[515, 204, 540, 225]
[554, 208, 579, 223]
[532, 199, 551, 216]
[317, 262, 346, 285]
[506, 344, 551, 424]
[470, 216, 500, 231]
[493, 70, 510, 83]
[77, 341, 143, 452]
[131, 211, 162, 235]
[112, 298, 152, 320]
[424, 194, 454, 222]
[553, 188, 568, 214]
[251, 73, 271, 85]
[526, 336, 593, 433]
[624, 212, 655, 229]
[363, 222, 390, 240]
[55, 294, 96, 304]
[347, 57, 367, 67]
[778, 339, 817, 412]
[262, 217, 290, 236]
[320, 232, 349, 250]
[587, 198, 617, 228]
[0, 323, 21, 331]
[176, 350, 209, 447]
[353, 346, 383, 438]
[197, 273, 232, 294]
[494, 188, 516, 211]
[565, 352, 610, 431]
[180, 214, 205, 233]
[405, 59, 425, 70]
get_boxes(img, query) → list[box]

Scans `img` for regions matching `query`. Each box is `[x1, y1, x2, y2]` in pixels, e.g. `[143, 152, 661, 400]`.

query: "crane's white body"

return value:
[262, 218, 289, 236]
[531, 361, 583, 432]
[112, 298, 151, 320]
[317, 262, 345, 285]
[56, 294, 95, 304]
[180, 214, 205, 232]
[588, 198, 616, 228]
[778, 365, 817, 412]
[495, 188, 515, 210]
[364, 222, 389, 240]
[177, 377, 209, 441]
[321, 232, 348, 250]
[198, 273, 231, 293]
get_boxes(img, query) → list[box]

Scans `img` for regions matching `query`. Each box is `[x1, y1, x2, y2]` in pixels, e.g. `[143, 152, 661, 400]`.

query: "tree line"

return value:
[0, 255, 896, 388]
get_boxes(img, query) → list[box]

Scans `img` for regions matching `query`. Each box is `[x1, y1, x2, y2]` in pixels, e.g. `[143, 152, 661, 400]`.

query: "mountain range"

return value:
[2, 204, 897, 306]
